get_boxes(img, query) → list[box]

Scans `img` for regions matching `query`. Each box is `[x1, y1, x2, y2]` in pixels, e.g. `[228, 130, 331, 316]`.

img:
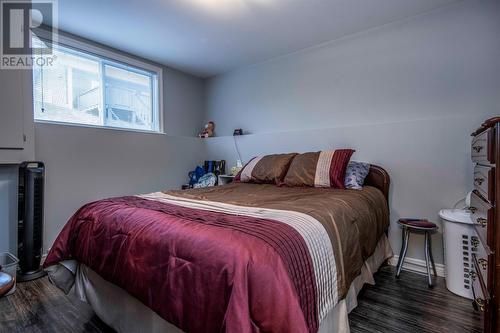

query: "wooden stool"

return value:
[396, 218, 438, 287]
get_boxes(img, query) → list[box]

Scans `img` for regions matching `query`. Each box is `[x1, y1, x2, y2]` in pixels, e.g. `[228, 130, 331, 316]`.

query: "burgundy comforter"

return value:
[44, 183, 389, 333]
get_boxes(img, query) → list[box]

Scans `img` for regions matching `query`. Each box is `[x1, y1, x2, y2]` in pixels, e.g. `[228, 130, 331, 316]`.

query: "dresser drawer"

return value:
[468, 234, 489, 291]
[470, 190, 493, 254]
[472, 128, 494, 165]
[472, 251, 490, 291]
[474, 165, 495, 203]
[472, 253, 490, 312]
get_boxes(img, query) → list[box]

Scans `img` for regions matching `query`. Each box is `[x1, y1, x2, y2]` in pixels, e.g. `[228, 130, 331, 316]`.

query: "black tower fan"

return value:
[17, 162, 46, 281]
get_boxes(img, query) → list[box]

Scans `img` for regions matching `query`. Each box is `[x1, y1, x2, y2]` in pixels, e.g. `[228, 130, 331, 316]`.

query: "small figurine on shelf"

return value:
[199, 121, 215, 138]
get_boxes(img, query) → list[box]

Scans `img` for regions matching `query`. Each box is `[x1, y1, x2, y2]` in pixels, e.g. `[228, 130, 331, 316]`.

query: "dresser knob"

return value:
[478, 258, 488, 270]
[476, 217, 487, 227]
[472, 145, 484, 153]
[475, 297, 486, 312]
[474, 177, 485, 185]
[470, 271, 477, 281]
[469, 207, 477, 214]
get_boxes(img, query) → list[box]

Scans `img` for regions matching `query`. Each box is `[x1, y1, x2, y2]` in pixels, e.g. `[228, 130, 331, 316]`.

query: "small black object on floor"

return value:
[0, 266, 481, 333]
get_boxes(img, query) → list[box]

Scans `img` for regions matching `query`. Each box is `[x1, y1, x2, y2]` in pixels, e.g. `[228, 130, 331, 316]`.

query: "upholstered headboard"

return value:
[364, 164, 390, 203]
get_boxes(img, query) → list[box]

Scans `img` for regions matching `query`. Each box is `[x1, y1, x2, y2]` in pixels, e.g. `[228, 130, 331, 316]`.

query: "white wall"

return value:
[204, 0, 500, 264]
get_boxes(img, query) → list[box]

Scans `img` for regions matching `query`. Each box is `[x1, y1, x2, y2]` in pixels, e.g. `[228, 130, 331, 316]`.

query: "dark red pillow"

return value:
[330, 149, 355, 188]
[284, 149, 354, 188]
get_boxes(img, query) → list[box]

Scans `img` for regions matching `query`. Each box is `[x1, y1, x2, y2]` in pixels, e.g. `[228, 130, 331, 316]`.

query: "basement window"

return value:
[32, 36, 162, 133]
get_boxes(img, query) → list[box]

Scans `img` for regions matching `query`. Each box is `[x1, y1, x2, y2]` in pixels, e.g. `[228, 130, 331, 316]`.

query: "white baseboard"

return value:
[389, 255, 445, 277]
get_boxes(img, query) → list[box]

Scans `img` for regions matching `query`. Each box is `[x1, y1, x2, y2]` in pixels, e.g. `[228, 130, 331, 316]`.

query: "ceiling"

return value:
[58, 0, 459, 78]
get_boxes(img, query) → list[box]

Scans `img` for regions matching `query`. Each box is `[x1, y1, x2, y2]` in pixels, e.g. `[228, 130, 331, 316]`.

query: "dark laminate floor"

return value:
[0, 266, 481, 333]
[350, 266, 481, 333]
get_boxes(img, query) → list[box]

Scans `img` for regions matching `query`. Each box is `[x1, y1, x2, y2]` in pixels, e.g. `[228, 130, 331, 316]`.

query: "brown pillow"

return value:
[284, 149, 354, 188]
[235, 153, 297, 184]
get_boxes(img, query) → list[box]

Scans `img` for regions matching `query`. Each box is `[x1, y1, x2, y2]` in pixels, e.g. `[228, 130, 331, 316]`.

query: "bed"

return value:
[44, 165, 392, 333]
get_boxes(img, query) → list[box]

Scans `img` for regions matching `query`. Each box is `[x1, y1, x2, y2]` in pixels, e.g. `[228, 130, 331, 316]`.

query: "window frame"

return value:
[32, 31, 164, 135]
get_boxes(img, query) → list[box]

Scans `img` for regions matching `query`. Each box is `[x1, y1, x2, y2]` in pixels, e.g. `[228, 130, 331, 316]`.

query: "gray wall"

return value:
[35, 62, 207, 252]
[36, 125, 205, 251]
[204, 0, 500, 264]
[0, 32, 207, 254]
[0, 166, 18, 253]
[52, 28, 206, 137]
[1, 0, 499, 266]
[203, 115, 486, 265]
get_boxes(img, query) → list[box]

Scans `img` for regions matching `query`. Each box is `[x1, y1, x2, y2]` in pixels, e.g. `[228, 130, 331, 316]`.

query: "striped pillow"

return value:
[284, 149, 355, 188]
[235, 153, 297, 184]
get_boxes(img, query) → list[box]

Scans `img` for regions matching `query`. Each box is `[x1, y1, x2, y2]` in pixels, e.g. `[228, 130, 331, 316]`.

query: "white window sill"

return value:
[35, 119, 166, 136]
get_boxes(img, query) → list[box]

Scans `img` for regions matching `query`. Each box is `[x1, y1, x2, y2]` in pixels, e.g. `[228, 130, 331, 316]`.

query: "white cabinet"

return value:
[0, 69, 34, 164]
[0, 70, 25, 149]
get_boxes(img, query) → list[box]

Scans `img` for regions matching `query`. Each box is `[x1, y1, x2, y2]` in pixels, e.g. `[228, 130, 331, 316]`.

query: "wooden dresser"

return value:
[471, 117, 500, 332]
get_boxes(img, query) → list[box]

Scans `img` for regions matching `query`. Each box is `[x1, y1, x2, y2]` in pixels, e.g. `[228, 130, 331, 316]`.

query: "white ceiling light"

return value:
[183, 0, 275, 17]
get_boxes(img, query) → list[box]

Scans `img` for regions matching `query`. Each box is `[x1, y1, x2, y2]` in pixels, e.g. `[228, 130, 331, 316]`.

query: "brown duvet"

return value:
[167, 182, 390, 300]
